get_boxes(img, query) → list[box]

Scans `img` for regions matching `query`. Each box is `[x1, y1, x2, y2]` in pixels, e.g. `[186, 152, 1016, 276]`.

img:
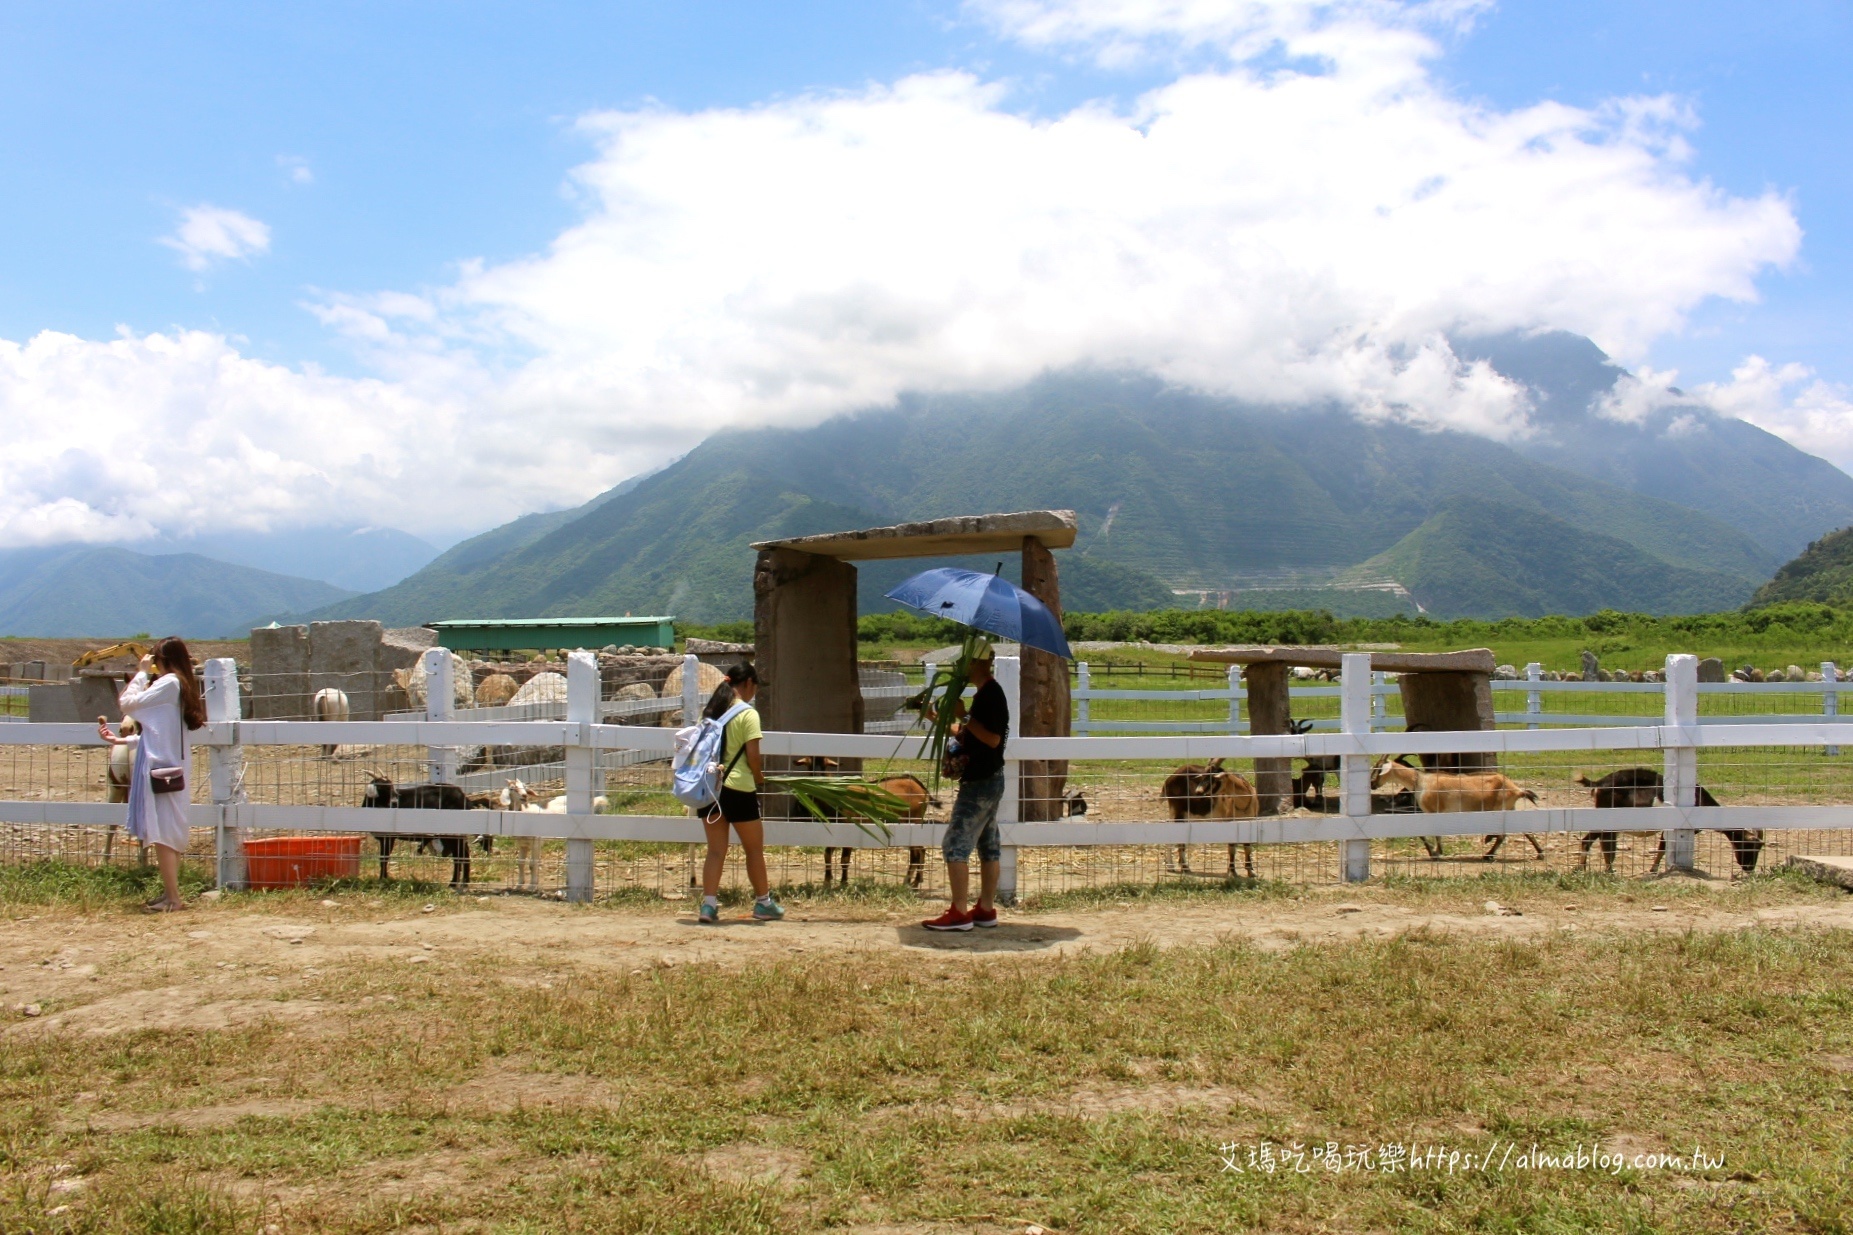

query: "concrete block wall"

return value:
[250, 620, 430, 720]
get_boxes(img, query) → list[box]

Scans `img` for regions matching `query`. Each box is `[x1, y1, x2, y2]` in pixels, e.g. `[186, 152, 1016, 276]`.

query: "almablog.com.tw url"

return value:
[1218, 1140, 1726, 1176]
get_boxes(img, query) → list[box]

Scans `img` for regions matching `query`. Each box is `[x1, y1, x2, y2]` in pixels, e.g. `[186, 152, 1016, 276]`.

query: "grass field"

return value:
[3, 863, 1852, 1233]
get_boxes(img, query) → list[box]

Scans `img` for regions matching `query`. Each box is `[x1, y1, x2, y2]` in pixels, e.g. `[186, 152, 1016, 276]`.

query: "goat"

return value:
[1289, 718, 1340, 811]
[101, 717, 143, 864]
[501, 778, 540, 892]
[361, 772, 485, 888]
[790, 757, 938, 887]
[1160, 758, 1261, 878]
[1574, 771, 1760, 874]
[1398, 724, 1545, 860]
[1369, 759, 1543, 860]
[538, 793, 610, 813]
[312, 688, 350, 759]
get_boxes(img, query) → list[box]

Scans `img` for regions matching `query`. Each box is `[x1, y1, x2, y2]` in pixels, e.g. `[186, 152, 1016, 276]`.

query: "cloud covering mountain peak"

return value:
[0, 0, 1811, 547]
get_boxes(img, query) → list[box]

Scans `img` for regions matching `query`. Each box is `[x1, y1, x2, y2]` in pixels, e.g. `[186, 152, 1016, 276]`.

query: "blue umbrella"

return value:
[884, 567, 1073, 660]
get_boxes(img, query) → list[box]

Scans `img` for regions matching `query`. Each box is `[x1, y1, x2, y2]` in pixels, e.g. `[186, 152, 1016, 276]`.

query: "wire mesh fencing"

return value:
[8, 652, 1853, 902]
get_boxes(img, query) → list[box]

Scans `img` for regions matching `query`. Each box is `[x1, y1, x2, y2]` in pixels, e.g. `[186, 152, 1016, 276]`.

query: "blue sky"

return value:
[1, 0, 1848, 544]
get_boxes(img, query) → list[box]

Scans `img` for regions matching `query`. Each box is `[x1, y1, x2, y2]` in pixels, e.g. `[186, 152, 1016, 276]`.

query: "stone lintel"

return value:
[751, 510, 1076, 561]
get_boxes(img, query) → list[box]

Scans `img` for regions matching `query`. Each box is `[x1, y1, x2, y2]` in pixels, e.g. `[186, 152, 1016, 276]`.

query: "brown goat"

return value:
[1370, 759, 1543, 860]
[791, 757, 938, 887]
[1161, 758, 1261, 878]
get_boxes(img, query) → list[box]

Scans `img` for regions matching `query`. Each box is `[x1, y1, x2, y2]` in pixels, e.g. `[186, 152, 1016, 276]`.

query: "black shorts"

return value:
[705, 786, 761, 825]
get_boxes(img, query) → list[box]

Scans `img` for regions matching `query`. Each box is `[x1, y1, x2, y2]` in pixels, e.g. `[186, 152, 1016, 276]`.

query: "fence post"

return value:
[681, 653, 700, 728]
[565, 650, 598, 903]
[1339, 653, 1372, 883]
[1825, 662, 1839, 757]
[995, 654, 1020, 905]
[1663, 653, 1698, 872]
[1525, 662, 1542, 730]
[205, 658, 246, 891]
[1228, 664, 1242, 731]
[423, 648, 455, 786]
[1075, 661, 1090, 736]
[1370, 671, 1385, 731]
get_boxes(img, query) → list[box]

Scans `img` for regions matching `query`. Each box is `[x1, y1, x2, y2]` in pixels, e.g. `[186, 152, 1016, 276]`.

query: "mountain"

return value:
[0, 547, 354, 638]
[1345, 496, 1756, 617]
[308, 368, 1804, 624]
[1454, 331, 1853, 559]
[1747, 526, 1853, 608]
[130, 525, 440, 593]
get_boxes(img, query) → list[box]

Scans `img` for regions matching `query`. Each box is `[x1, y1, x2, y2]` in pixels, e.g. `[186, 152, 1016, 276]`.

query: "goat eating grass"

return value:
[1574, 770, 1760, 875]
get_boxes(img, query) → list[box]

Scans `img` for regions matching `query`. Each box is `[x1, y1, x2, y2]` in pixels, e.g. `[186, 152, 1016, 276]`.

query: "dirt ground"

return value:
[8, 881, 1853, 1039]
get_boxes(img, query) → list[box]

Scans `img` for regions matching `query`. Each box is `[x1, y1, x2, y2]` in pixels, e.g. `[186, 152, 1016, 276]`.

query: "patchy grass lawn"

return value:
[1, 863, 1851, 1232]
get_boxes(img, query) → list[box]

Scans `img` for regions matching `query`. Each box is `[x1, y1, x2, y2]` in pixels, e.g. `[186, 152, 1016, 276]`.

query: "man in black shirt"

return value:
[923, 645, 1009, 931]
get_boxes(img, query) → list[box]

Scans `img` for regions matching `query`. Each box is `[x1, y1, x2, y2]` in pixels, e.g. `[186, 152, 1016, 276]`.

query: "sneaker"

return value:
[752, 897, 785, 921]
[969, 904, 998, 928]
[698, 902, 721, 925]
[921, 907, 973, 932]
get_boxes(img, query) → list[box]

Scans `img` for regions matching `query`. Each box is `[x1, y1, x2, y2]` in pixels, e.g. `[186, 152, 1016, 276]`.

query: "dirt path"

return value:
[7, 885, 1853, 1038]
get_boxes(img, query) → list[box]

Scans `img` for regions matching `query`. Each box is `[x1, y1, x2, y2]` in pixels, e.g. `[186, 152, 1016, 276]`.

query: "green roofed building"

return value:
[427, 616, 675, 653]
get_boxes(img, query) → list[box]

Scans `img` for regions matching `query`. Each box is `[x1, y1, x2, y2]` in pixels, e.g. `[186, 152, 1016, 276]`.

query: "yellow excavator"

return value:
[72, 641, 152, 671]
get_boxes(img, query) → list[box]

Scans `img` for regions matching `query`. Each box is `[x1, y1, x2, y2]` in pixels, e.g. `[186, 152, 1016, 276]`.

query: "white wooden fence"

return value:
[1073, 660, 1849, 733]
[4, 650, 1851, 902]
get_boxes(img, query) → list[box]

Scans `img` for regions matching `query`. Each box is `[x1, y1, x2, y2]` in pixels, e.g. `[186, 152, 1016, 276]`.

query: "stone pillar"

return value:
[1246, 662, 1292, 814]
[1017, 535, 1070, 821]
[753, 548, 862, 736]
[1397, 671, 1496, 771]
[310, 620, 384, 720]
[249, 624, 309, 720]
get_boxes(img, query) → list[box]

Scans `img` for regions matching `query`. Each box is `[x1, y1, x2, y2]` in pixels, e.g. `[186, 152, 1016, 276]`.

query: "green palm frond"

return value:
[766, 775, 907, 843]
[914, 631, 988, 789]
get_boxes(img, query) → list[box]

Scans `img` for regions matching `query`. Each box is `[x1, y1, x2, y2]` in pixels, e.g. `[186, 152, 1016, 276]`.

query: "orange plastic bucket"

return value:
[242, 835, 363, 889]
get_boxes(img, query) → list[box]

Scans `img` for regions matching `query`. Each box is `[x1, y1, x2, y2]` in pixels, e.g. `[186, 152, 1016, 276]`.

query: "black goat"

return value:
[1575, 770, 1760, 874]
[362, 772, 486, 888]
[1289, 718, 1341, 810]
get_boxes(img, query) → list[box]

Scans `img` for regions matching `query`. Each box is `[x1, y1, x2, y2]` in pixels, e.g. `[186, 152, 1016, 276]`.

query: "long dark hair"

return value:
[154, 636, 206, 730]
[701, 662, 758, 721]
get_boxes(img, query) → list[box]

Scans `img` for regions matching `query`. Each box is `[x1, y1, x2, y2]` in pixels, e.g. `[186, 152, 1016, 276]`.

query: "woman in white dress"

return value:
[98, 637, 206, 911]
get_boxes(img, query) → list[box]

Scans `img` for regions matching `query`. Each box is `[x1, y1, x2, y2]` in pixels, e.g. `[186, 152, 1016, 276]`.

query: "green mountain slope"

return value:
[1345, 497, 1756, 618]
[310, 374, 1785, 625]
[1748, 527, 1853, 608]
[0, 547, 354, 638]
[1456, 331, 1853, 559]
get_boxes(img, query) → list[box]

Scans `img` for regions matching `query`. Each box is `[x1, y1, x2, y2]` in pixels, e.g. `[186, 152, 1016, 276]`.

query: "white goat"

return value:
[509, 785, 608, 892]
[103, 717, 143, 863]
[313, 687, 350, 759]
[501, 777, 540, 891]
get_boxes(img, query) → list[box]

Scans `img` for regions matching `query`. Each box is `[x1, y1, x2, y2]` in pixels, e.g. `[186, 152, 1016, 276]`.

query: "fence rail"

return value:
[1072, 660, 1849, 734]
[4, 649, 1852, 900]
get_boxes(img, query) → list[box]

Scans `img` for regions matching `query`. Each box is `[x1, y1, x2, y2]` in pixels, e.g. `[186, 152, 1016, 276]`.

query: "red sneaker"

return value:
[969, 904, 998, 928]
[921, 906, 973, 932]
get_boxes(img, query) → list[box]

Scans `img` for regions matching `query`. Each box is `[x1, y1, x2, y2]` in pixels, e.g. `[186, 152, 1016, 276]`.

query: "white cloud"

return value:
[1691, 357, 1853, 471]
[277, 155, 314, 185]
[160, 204, 271, 271]
[2, 0, 1819, 550]
[1594, 365, 1684, 425]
